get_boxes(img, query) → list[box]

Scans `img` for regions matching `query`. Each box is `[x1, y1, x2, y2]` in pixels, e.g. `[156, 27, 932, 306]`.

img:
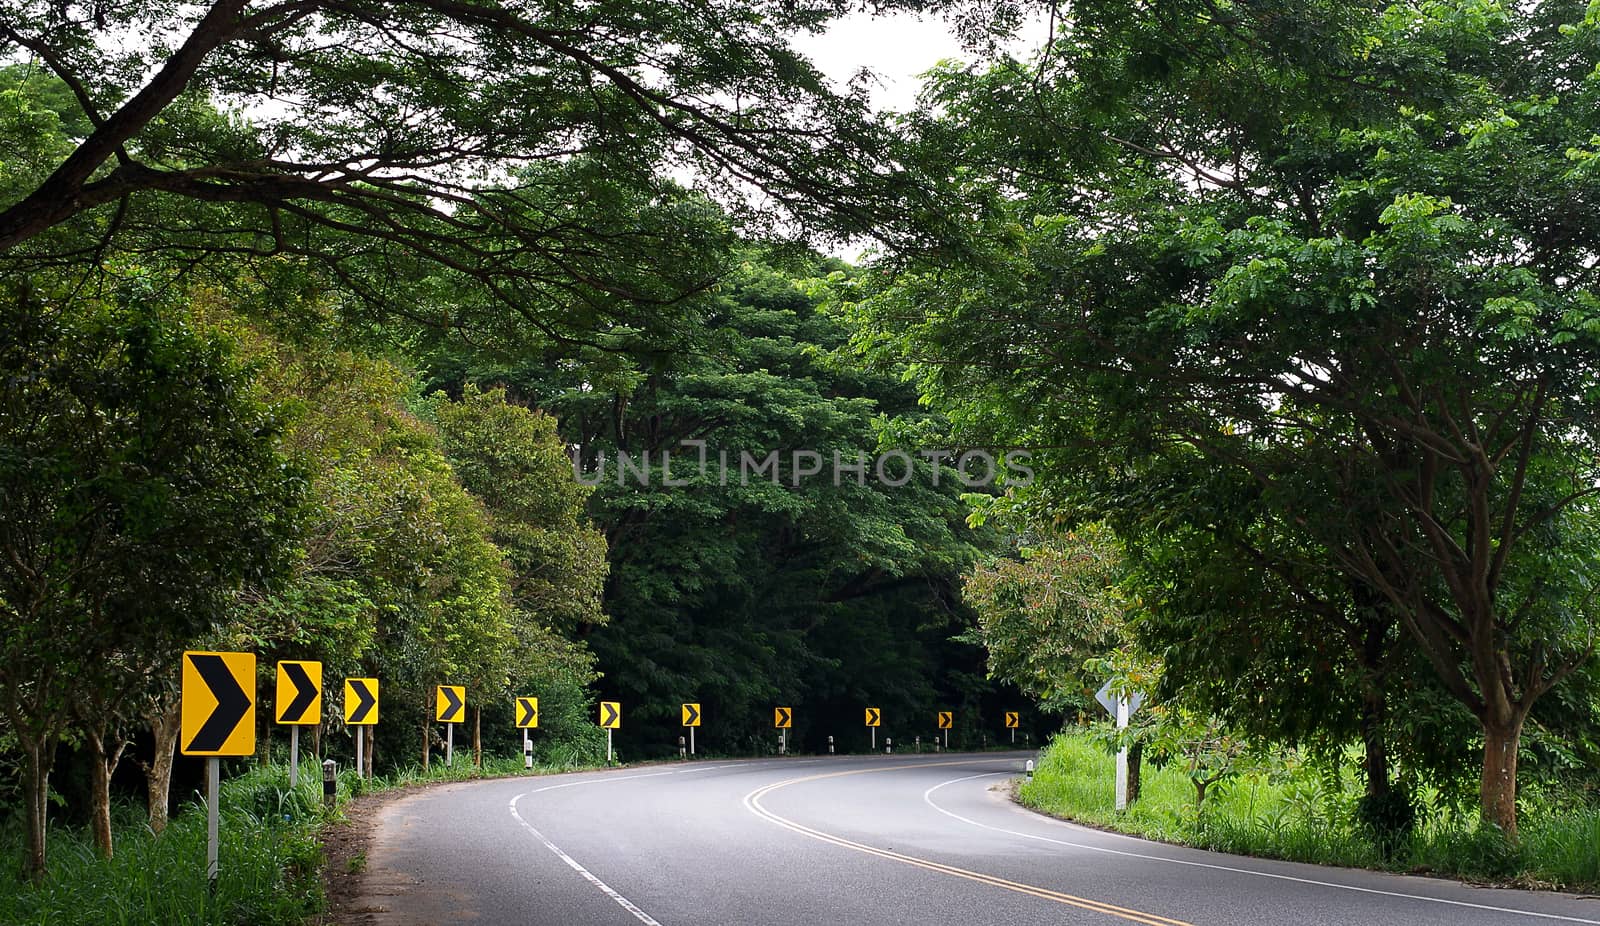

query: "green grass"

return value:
[1019, 732, 1600, 892]
[0, 746, 611, 925]
[0, 765, 323, 926]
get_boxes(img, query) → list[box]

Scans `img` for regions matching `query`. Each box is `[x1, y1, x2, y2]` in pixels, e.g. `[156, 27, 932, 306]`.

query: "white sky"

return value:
[786, 11, 1050, 259]
[789, 12, 973, 113]
[790, 9, 1054, 112]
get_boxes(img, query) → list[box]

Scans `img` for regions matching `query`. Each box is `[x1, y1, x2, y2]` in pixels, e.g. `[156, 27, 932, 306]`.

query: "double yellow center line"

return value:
[743, 761, 1194, 926]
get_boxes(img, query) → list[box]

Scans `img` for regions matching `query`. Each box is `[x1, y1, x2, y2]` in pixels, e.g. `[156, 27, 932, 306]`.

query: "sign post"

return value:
[599, 701, 621, 761]
[435, 686, 466, 766]
[515, 697, 538, 769]
[1095, 679, 1146, 811]
[1005, 711, 1020, 745]
[344, 678, 379, 778]
[774, 707, 791, 754]
[682, 703, 700, 756]
[274, 661, 322, 788]
[181, 651, 257, 891]
[865, 707, 880, 751]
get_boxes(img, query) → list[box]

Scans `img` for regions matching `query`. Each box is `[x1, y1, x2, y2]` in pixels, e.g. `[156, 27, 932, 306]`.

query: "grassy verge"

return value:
[0, 749, 610, 925]
[1018, 732, 1600, 892]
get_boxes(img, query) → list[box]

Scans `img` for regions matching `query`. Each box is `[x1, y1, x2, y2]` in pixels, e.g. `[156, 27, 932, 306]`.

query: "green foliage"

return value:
[0, 768, 323, 925]
[1023, 731, 1600, 890]
[0, 272, 305, 872]
[0, 0, 929, 348]
[963, 521, 1124, 712]
[429, 252, 1006, 754]
[427, 385, 609, 638]
[859, 0, 1600, 834]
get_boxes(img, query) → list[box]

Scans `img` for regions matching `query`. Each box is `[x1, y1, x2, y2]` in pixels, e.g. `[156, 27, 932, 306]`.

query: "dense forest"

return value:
[6, 0, 1600, 910]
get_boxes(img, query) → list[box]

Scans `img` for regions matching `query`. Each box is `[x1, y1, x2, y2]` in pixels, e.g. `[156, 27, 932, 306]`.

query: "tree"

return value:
[428, 385, 608, 638]
[962, 518, 1123, 714]
[857, 0, 1600, 837]
[432, 253, 1001, 753]
[0, 0, 942, 337]
[0, 274, 300, 874]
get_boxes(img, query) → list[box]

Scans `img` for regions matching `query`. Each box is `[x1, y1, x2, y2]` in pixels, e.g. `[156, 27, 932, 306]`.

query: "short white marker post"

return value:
[1114, 695, 1131, 811]
[828, 735, 834, 755]
[885, 737, 892, 755]
[1025, 759, 1035, 778]
[289, 726, 300, 788]
[322, 759, 337, 812]
[206, 757, 220, 891]
[678, 735, 686, 759]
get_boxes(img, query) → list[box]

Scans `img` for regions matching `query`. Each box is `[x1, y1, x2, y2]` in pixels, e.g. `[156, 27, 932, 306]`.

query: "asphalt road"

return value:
[354, 752, 1600, 925]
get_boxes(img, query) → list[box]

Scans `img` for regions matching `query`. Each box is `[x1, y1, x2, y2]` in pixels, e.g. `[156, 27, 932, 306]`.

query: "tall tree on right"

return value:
[857, 0, 1600, 838]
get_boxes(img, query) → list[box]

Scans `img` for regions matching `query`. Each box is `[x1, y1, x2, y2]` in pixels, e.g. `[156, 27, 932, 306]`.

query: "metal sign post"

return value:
[206, 758, 220, 890]
[435, 686, 465, 766]
[1095, 679, 1146, 812]
[1114, 696, 1130, 810]
[355, 727, 364, 779]
[599, 702, 621, 761]
[681, 703, 700, 756]
[181, 651, 256, 893]
[275, 660, 322, 789]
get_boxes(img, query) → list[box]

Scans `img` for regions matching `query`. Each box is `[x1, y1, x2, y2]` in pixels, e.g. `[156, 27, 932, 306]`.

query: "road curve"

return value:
[351, 752, 1600, 925]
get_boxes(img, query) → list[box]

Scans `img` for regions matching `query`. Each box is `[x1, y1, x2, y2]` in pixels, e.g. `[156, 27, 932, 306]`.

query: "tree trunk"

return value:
[422, 720, 431, 771]
[364, 725, 375, 777]
[472, 707, 482, 768]
[1480, 712, 1525, 838]
[1193, 778, 1207, 808]
[1360, 692, 1391, 799]
[142, 700, 181, 834]
[1127, 742, 1143, 805]
[19, 735, 54, 882]
[83, 725, 128, 858]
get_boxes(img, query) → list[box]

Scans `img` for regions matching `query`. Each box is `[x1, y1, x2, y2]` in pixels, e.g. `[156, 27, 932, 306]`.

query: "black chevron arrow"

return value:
[866, 708, 879, 726]
[348, 680, 377, 724]
[776, 707, 791, 727]
[439, 686, 464, 722]
[187, 654, 251, 753]
[601, 702, 619, 727]
[279, 663, 318, 723]
[517, 698, 537, 727]
[683, 704, 699, 726]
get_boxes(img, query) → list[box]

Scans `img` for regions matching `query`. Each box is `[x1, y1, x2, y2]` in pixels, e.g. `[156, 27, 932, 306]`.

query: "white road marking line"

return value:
[500, 761, 747, 923]
[743, 762, 1193, 926]
[510, 793, 664, 926]
[922, 774, 1600, 925]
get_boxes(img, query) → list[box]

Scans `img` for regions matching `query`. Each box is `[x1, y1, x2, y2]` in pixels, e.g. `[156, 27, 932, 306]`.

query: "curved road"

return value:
[352, 752, 1600, 925]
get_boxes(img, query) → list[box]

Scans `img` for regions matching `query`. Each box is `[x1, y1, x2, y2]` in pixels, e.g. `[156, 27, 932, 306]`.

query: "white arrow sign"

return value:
[1095, 679, 1145, 719]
